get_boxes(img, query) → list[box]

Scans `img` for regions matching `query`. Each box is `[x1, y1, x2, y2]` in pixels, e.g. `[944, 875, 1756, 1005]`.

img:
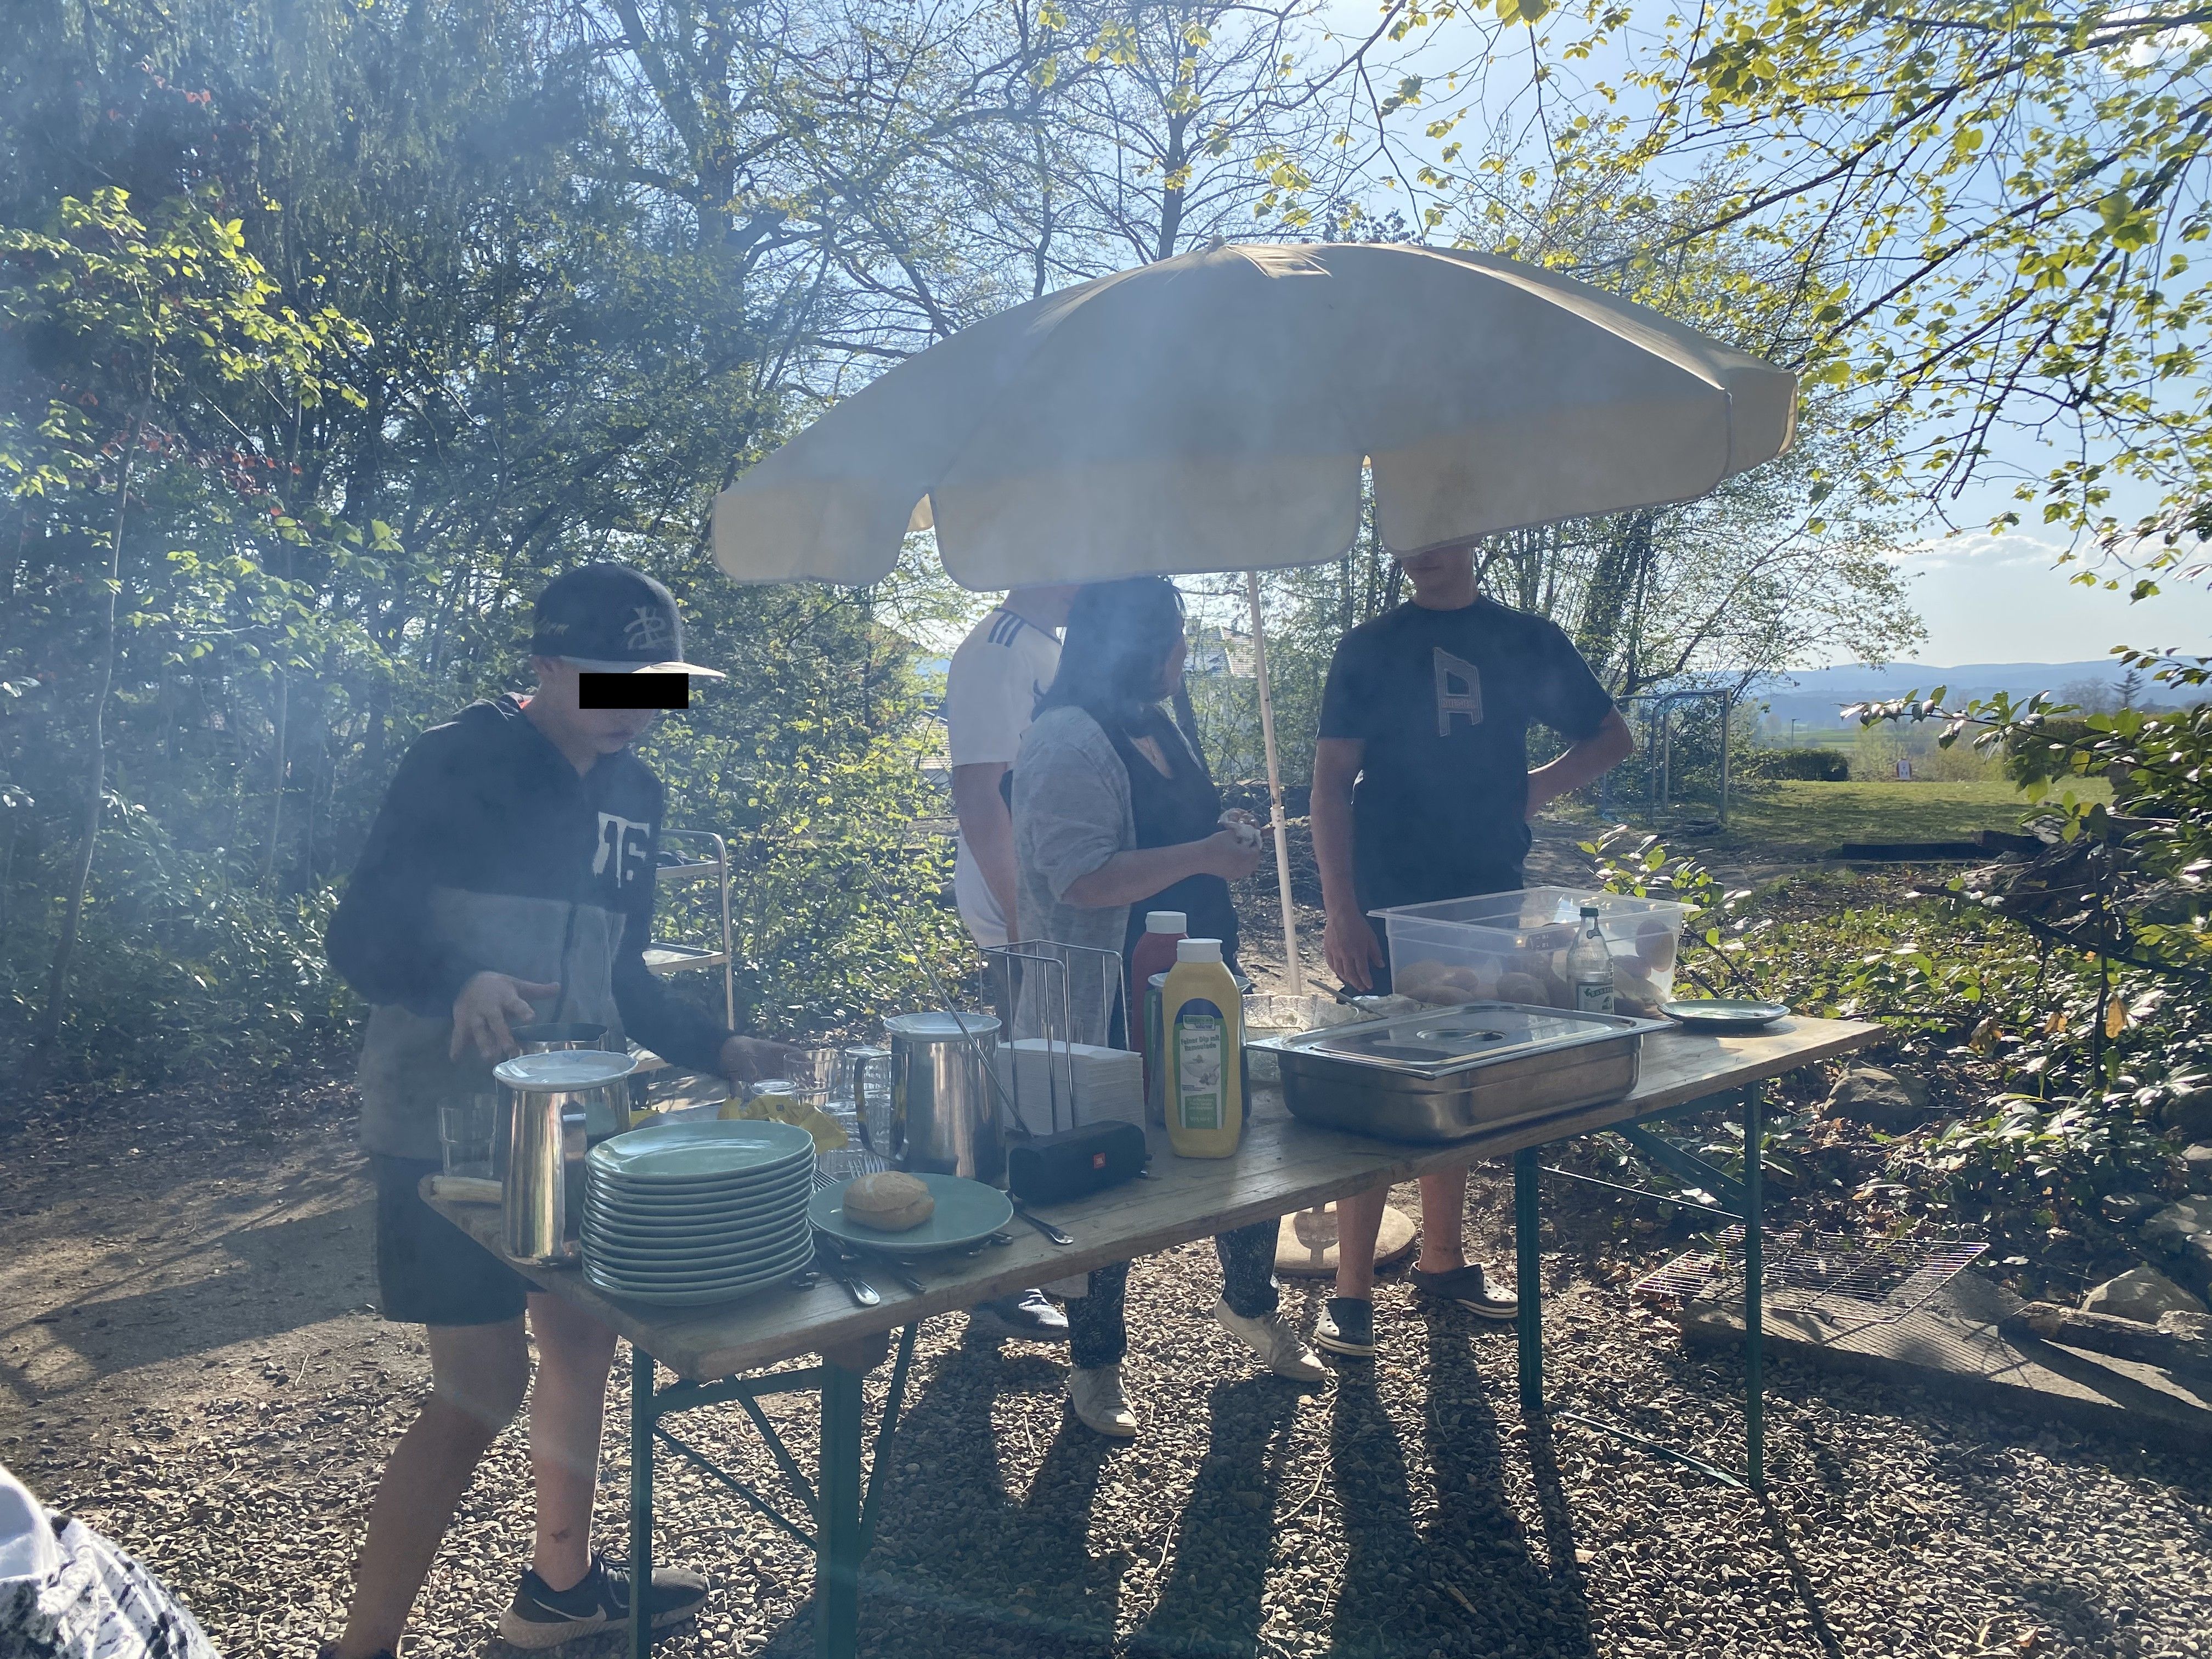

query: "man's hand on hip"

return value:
[449, 972, 561, 1062]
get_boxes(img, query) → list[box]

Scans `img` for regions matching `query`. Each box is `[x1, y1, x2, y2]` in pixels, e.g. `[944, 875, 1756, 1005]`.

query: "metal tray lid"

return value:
[1266, 1001, 1667, 1079]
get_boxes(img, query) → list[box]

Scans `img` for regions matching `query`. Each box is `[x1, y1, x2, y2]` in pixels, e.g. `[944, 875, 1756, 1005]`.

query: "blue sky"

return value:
[1301, 0, 2212, 668]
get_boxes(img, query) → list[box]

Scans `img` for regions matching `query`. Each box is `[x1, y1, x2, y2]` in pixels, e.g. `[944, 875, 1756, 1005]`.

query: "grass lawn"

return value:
[1714, 777, 2113, 849]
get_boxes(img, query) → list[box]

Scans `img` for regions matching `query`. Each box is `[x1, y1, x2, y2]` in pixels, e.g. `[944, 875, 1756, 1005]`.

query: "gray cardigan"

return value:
[1011, 704, 1138, 1046]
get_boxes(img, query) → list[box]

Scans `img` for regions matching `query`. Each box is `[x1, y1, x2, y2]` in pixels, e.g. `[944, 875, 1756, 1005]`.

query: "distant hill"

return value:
[1746, 661, 2148, 732]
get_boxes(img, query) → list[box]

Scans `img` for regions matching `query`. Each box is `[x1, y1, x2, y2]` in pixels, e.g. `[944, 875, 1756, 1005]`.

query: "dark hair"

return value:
[1035, 577, 1187, 734]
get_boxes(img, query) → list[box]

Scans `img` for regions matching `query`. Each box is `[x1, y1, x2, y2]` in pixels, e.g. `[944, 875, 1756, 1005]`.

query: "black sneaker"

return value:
[1313, 1296, 1376, 1357]
[1410, 1263, 1519, 1322]
[498, 1554, 708, 1649]
[967, 1289, 1070, 1341]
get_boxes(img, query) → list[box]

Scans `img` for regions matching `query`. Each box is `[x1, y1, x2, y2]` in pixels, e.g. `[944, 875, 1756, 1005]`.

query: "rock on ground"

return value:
[1821, 1065, 1930, 1132]
[2081, 1265, 2207, 1323]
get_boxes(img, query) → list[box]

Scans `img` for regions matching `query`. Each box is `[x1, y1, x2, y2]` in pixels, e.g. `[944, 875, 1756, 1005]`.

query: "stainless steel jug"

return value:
[494, 1049, 636, 1264]
[494, 1025, 617, 1177]
[881, 1012, 1003, 1183]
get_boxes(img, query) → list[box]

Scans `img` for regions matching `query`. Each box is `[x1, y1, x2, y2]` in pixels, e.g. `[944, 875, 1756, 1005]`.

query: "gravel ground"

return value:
[4, 1074, 2210, 1659]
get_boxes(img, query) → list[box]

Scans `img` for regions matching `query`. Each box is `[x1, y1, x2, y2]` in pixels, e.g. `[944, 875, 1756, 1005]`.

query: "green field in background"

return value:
[1718, 778, 2113, 848]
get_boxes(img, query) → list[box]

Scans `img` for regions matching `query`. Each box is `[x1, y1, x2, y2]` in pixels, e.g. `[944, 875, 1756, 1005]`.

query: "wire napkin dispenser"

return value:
[986, 942, 1149, 1204]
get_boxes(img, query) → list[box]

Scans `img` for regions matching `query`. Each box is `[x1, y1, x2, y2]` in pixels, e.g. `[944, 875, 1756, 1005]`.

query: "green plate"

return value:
[582, 1200, 812, 1254]
[807, 1173, 1013, 1256]
[585, 1168, 814, 1218]
[583, 1231, 811, 1278]
[585, 1240, 814, 1304]
[587, 1119, 816, 1184]
[1661, 998, 1791, 1034]
[584, 1201, 810, 1249]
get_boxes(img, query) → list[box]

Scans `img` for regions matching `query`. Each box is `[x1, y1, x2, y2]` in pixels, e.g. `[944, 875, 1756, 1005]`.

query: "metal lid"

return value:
[493, 1049, 637, 1090]
[1280, 1001, 1652, 1078]
[883, 1011, 1002, 1042]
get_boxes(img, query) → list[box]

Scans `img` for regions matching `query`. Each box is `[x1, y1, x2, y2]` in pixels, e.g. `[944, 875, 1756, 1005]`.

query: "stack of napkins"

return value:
[994, 1040, 1146, 1135]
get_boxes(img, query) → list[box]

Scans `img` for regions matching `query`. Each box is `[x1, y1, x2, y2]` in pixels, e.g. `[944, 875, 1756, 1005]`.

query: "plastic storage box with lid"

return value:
[1373, 887, 1690, 1017]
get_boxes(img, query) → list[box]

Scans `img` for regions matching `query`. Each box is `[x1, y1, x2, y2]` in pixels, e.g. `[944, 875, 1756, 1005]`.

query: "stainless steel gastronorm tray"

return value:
[1250, 1001, 1671, 1143]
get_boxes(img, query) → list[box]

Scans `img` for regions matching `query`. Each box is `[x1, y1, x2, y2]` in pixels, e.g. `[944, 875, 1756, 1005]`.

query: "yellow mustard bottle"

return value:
[1163, 938, 1244, 1158]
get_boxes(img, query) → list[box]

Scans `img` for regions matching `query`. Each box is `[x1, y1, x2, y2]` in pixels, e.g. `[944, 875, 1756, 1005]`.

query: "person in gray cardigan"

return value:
[1012, 577, 1329, 1438]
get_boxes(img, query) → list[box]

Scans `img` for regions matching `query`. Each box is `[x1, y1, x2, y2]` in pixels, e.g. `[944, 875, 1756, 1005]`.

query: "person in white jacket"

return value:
[944, 584, 1081, 1341]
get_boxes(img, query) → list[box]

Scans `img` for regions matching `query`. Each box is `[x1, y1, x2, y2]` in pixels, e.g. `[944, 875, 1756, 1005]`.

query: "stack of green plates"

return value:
[582, 1120, 816, 1307]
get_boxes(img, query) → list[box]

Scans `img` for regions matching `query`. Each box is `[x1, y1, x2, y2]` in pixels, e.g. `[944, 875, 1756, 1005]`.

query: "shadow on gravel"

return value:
[1324, 1363, 1427, 1657]
[840, 1340, 1125, 1659]
[1424, 1318, 1596, 1659]
[1127, 1374, 1302, 1657]
[1, 1193, 373, 1391]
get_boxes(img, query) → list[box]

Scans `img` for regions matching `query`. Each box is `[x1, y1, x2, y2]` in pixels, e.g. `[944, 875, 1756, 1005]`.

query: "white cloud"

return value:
[1891, 529, 2079, 573]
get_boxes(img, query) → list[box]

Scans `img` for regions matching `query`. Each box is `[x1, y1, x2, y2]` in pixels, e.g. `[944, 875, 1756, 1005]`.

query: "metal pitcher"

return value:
[494, 1049, 636, 1265]
[880, 1012, 1003, 1184]
[495, 1025, 619, 1173]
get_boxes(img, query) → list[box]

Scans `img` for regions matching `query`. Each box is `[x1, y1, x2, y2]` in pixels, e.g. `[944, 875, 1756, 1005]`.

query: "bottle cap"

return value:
[1175, 938, 1224, 964]
[1579, 904, 1601, 918]
[1146, 911, 1189, 934]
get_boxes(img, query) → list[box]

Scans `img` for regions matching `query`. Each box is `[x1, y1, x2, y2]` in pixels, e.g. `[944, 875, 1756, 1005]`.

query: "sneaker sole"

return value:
[1065, 1401, 1139, 1439]
[1415, 1292, 1520, 1323]
[1312, 1331, 1376, 1357]
[498, 1599, 703, 1649]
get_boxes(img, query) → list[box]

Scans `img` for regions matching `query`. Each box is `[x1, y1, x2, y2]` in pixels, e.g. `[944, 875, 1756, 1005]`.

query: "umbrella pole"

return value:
[1245, 570, 1304, 994]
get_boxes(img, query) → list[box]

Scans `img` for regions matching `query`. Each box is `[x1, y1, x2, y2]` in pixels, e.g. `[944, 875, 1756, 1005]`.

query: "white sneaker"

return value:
[1213, 1300, 1330, 1385]
[1067, 1364, 1139, 1437]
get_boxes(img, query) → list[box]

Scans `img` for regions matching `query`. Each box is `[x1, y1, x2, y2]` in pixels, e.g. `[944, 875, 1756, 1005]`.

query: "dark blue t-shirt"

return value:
[1317, 596, 1614, 912]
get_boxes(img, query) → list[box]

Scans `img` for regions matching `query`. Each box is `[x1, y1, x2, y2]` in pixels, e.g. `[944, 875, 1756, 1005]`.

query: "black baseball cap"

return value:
[529, 563, 724, 678]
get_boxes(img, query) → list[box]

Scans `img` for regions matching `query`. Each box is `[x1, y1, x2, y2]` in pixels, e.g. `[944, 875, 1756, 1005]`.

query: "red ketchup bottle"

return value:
[1129, 910, 1188, 1110]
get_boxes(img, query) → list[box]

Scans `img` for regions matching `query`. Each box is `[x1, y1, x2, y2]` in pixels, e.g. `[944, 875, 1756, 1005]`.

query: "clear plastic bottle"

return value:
[1567, 904, 1616, 1014]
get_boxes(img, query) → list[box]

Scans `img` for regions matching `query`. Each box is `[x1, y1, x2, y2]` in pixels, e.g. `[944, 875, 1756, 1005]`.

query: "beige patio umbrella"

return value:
[712, 240, 1796, 587]
[712, 238, 1796, 995]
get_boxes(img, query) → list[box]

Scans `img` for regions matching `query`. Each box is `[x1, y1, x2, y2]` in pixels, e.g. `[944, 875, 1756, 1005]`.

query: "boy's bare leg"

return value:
[526, 1292, 619, 1591]
[1333, 1186, 1390, 1300]
[1415, 1164, 1471, 1274]
[335, 1319, 530, 1659]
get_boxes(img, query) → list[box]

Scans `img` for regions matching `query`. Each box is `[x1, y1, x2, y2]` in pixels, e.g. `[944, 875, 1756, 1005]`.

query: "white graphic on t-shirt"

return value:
[595, 812, 653, 888]
[1433, 647, 1485, 735]
[623, 606, 674, 655]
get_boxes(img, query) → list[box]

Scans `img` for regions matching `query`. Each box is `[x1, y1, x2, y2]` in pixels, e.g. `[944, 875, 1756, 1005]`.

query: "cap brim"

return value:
[564, 657, 726, 680]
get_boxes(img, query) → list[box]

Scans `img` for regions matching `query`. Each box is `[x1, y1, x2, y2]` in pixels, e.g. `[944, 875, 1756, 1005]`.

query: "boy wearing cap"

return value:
[322, 565, 787, 1656]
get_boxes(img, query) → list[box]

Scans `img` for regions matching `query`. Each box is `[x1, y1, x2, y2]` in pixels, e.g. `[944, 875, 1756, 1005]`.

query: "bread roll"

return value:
[843, 1170, 935, 1232]
[1495, 972, 1549, 1006]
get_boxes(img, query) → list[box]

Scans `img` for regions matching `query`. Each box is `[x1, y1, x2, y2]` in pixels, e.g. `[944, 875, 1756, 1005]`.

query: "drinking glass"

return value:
[439, 1095, 497, 1179]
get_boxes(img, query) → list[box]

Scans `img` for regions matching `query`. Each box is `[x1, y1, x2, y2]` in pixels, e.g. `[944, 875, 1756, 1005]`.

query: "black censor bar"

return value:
[579, 672, 689, 709]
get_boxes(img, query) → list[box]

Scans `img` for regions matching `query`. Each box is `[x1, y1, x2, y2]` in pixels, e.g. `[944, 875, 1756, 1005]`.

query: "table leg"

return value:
[814, 1359, 866, 1659]
[1514, 1147, 1542, 1420]
[630, 1343, 654, 1659]
[1742, 1084, 1765, 1491]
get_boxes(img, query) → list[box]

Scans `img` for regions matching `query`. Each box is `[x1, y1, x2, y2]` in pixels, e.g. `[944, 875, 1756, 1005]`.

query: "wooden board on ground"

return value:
[1274, 1202, 1417, 1276]
[1682, 1272, 2212, 1452]
[432, 1016, 1877, 1381]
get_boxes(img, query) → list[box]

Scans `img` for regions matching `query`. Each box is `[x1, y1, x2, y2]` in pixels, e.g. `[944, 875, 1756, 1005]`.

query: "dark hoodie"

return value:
[328, 695, 733, 1159]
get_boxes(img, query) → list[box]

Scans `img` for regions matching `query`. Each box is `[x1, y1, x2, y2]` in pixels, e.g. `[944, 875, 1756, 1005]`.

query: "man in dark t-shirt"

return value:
[1307, 542, 1633, 1359]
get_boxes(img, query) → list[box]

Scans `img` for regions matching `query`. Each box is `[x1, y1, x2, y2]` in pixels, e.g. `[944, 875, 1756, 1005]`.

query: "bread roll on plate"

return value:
[843, 1171, 936, 1232]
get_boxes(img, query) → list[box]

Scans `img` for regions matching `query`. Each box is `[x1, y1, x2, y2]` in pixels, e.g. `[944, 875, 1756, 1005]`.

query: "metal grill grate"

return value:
[1633, 1226, 1988, 1327]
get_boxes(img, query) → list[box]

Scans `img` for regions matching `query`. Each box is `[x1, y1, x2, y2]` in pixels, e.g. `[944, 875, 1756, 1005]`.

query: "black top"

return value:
[1107, 708, 1241, 972]
[326, 695, 733, 1070]
[1317, 597, 1614, 912]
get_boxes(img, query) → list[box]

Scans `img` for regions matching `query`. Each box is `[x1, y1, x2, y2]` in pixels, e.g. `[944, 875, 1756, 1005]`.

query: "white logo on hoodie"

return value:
[595, 812, 652, 888]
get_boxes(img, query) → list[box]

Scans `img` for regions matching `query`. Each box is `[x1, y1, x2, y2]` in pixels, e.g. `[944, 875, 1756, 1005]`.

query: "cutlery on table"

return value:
[1012, 1205, 1075, 1247]
[812, 1241, 880, 1307]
